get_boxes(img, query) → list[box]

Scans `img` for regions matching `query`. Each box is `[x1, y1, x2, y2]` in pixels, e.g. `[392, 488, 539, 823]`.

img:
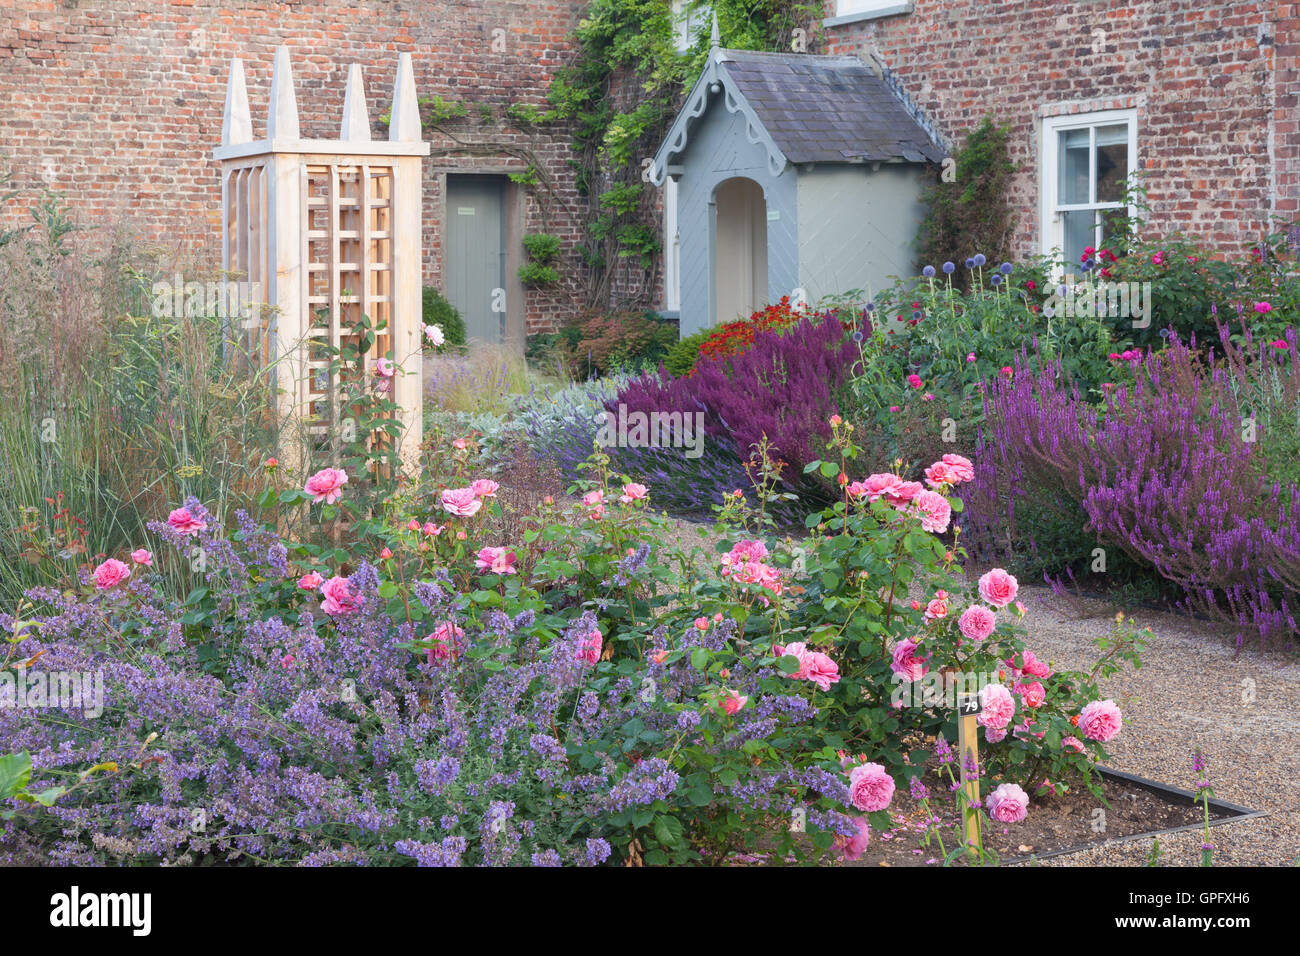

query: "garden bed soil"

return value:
[841, 768, 1232, 867]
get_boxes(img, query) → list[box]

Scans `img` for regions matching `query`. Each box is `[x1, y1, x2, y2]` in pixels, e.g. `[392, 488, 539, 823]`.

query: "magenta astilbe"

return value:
[968, 336, 1300, 649]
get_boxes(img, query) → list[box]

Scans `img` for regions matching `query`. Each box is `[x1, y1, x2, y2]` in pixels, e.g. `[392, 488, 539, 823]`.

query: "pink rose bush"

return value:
[847, 762, 896, 812]
[475, 546, 518, 575]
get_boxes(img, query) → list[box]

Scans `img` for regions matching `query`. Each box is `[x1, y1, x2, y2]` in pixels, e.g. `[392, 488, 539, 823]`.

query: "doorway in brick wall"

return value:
[445, 174, 509, 344]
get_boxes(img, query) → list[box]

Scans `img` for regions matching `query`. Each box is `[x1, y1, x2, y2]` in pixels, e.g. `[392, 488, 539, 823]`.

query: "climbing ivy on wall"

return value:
[528, 0, 823, 308]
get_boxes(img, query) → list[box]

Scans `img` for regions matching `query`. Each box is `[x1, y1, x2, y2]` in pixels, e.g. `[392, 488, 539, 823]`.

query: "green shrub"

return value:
[663, 328, 710, 377]
[422, 286, 466, 347]
[915, 116, 1018, 293]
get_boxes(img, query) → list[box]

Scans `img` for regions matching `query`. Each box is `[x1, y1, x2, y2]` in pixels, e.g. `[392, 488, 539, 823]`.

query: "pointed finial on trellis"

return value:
[710, 10, 720, 50]
[389, 52, 421, 143]
[340, 64, 371, 142]
[267, 45, 300, 141]
[221, 58, 252, 146]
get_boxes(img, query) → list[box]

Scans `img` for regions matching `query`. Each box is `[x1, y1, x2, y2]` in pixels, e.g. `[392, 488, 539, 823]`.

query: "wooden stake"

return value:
[956, 697, 981, 851]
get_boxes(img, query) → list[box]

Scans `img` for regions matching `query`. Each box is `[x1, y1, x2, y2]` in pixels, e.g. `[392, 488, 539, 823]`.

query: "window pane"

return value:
[1095, 124, 1128, 203]
[1099, 207, 1131, 256]
[1062, 210, 1096, 274]
[1057, 128, 1090, 205]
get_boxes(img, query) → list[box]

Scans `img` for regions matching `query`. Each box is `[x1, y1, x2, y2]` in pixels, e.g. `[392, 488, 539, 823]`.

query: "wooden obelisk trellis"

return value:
[213, 47, 430, 477]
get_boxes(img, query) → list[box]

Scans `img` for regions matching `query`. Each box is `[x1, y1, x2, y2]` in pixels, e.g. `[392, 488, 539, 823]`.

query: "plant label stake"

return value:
[956, 693, 982, 850]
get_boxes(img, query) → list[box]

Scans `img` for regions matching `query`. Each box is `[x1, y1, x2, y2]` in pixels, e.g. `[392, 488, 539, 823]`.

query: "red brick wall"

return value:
[0, 0, 590, 333]
[819, 0, 1284, 259]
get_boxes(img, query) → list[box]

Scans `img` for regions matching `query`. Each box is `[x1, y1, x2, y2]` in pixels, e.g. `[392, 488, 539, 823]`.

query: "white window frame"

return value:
[826, 0, 914, 24]
[672, 1, 709, 53]
[1040, 108, 1138, 276]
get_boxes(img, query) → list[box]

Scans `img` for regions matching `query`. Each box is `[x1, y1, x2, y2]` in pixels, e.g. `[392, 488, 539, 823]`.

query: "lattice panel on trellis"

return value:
[214, 47, 428, 476]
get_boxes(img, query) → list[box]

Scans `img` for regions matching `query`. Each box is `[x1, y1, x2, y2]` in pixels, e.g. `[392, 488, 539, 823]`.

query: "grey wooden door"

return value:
[445, 176, 507, 343]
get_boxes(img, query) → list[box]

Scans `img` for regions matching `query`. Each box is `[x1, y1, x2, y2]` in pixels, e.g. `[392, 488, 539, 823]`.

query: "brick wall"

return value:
[818, 0, 1284, 259]
[0, 0, 590, 333]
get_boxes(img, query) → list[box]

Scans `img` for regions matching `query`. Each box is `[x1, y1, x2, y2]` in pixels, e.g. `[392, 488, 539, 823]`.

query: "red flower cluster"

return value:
[697, 297, 811, 365]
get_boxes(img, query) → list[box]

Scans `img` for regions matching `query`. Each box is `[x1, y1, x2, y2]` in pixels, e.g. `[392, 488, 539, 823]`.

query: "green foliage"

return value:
[915, 116, 1019, 292]
[663, 328, 711, 377]
[420, 95, 469, 126]
[519, 263, 562, 287]
[521, 233, 562, 264]
[508, 165, 541, 188]
[422, 285, 466, 347]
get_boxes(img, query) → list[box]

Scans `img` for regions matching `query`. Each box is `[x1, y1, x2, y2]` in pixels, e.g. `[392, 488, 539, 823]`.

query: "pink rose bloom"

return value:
[422, 521, 444, 537]
[890, 638, 929, 682]
[985, 726, 1007, 743]
[304, 468, 348, 505]
[721, 689, 748, 715]
[375, 357, 395, 377]
[977, 683, 1016, 730]
[835, 816, 871, 861]
[1254, 301, 1272, 314]
[906, 373, 923, 389]
[475, 546, 518, 575]
[619, 482, 649, 503]
[884, 480, 924, 506]
[440, 487, 482, 518]
[910, 489, 952, 533]
[92, 558, 131, 590]
[804, 651, 841, 691]
[923, 597, 948, 620]
[985, 783, 1029, 823]
[861, 473, 904, 501]
[407, 519, 421, 531]
[1020, 650, 1051, 678]
[1151, 251, 1165, 265]
[923, 460, 961, 488]
[848, 762, 896, 812]
[694, 617, 710, 631]
[1061, 735, 1088, 755]
[130, 548, 153, 567]
[941, 454, 975, 483]
[1017, 681, 1046, 709]
[730, 539, 768, 563]
[775, 642, 811, 681]
[577, 629, 602, 666]
[167, 507, 206, 536]
[1079, 699, 1123, 742]
[845, 480, 870, 498]
[452, 437, 468, 450]
[471, 479, 500, 499]
[1272, 340, 1290, 350]
[582, 490, 604, 508]
[958, 605, 997, 641]
[735, 561, 783, 594]
[320, 575, 360, 616]
[978, 568, 1019, 608]
[425, 622, 464, 666]
[298, 571, 324, 590]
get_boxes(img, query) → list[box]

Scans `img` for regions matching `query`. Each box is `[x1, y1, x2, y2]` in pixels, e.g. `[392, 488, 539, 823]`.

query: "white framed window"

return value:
[829, 0, 914, 21]
[1040, 109, 1137, 274]
[672, 1, 710, 53]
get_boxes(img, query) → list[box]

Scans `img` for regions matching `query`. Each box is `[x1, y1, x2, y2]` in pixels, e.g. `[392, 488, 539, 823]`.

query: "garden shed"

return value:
[652, 26, 947, 336]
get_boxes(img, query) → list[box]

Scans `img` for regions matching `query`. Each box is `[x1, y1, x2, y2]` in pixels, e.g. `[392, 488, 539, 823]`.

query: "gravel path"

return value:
[1012, 585, 1300, 867]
